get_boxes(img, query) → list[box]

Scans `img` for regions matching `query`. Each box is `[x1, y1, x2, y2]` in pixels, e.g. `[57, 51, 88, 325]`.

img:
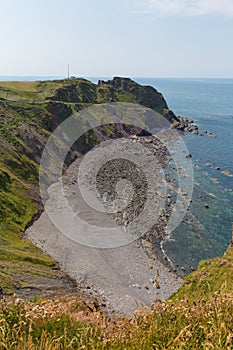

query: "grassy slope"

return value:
[0, 247, 232, 349]
[0, 100, 77, 294]
[0, 78, 168, 114]
[0, 80, 92, 293]
[173, 241, 233, 303]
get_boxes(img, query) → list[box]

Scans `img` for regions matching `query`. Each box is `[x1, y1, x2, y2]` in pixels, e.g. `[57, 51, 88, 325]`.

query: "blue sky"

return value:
[0, 0, 233, 77]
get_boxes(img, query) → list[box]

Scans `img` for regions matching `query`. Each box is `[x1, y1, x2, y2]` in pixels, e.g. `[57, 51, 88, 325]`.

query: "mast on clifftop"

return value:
[68, 64, 70, 79]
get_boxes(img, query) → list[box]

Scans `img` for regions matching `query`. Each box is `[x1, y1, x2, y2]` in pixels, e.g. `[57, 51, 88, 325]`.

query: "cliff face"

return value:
[0, 77, 180, 199]
[98, 77, 168, 114]
[0, 77, 181, 295]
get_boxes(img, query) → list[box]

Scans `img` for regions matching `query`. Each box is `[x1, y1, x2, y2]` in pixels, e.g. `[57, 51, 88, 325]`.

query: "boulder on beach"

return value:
[185, 153, 192, 158]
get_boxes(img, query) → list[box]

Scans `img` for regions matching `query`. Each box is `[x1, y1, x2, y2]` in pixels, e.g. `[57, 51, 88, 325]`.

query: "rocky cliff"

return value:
[0, 77, 190, 295]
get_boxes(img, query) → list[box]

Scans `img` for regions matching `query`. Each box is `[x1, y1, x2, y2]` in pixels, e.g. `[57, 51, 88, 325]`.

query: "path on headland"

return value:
[26, 157, 183, 316]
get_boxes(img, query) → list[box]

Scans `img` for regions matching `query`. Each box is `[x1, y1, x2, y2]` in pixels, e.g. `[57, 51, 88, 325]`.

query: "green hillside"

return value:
[0, 77, 167, 112]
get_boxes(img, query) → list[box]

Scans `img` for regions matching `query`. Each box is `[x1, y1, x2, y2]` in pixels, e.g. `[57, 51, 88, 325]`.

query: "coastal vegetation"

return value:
[0, 243, 233, 349]
[0, 77, 232, 348]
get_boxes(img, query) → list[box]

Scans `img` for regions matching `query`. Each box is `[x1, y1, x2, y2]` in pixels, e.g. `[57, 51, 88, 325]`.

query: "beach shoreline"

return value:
[26, 144, 183, 316]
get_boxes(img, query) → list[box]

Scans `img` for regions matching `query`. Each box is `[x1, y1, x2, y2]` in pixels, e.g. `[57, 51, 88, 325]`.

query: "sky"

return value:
[0, 0, 233, 78]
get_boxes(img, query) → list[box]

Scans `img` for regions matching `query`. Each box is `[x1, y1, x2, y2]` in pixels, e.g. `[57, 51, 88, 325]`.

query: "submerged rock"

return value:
[221, 170, 232, 177]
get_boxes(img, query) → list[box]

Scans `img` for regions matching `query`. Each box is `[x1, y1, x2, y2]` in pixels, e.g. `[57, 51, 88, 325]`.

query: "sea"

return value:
[1, 76, 232, 273]
[136, 78, 233, 273]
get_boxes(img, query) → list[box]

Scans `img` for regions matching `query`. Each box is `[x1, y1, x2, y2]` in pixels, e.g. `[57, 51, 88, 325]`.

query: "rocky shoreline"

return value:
[26, 134, 183, 316]
[22, 115, 199, 311]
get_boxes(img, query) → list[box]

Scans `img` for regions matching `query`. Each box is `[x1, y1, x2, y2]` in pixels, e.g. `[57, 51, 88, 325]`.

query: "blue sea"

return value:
[1, 76, 232, 272]
[136, 78, 233, 272]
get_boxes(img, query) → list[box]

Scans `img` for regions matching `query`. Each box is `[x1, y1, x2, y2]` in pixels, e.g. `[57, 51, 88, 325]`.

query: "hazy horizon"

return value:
[1, 75, 233, 81]
[1, 0, 233, 78]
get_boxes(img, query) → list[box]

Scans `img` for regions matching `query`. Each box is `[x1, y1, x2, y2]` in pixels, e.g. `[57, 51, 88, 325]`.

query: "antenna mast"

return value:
[68, 64, 70, 79]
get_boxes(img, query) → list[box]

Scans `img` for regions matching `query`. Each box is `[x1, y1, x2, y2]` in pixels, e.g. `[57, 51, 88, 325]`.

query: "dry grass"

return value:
[0, 288, 233, 349]
[0, 82, 38, 92]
